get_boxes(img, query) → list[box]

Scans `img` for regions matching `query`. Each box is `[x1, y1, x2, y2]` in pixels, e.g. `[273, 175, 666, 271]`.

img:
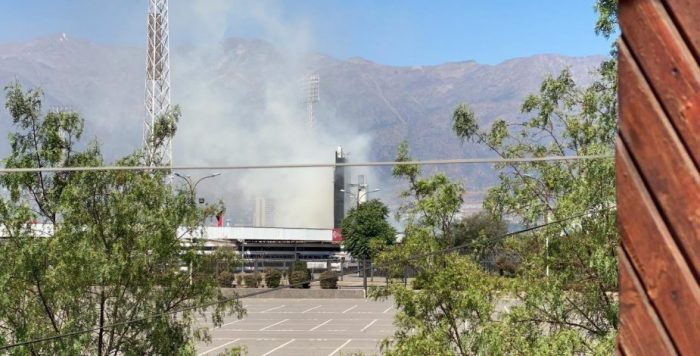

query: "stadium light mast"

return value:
[304, 72, 320, 134]
[144, 0, 172, 166]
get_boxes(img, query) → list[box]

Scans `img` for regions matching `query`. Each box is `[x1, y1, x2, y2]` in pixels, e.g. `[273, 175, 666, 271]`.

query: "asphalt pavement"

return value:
[195, 298, 396, 356]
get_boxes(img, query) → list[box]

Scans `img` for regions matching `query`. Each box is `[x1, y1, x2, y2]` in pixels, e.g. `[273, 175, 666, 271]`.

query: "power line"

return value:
[0, 154, 612, 174]
[0, 206, 614, 351]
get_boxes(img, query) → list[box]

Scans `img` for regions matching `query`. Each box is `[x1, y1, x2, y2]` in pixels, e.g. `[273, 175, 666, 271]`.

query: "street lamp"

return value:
[173, 172, 221, 285]
[174, 172, 221, 202]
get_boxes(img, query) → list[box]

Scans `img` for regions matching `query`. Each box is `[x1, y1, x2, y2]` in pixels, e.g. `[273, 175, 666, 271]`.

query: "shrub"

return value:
[288, 261, 311, 288]
[290, 270, 311, 289]
[320, 270, 338, 289]
[243, 274, 260, 288]
[411, 276, 425, 290]
[235, 274, 243, 287]
[217, 270, 235, 288]
[495, 252, 521, 277]
[265, 268, 282, 288]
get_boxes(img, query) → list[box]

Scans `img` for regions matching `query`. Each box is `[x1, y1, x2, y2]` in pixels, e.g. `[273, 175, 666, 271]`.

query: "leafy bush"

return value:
[265, 268, 282, 288]
[217, 270, 236, 287]
[243, 274, 259, 288]
[288, 261, 311, 289]
[320, 270, 338, 289]
[235, 274, 243, 287]
[411, 276, 425, 290]
[290, 270, 311, 289]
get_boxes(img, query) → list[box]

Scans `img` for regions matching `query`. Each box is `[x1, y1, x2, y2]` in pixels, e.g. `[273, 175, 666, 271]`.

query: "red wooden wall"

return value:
[617, 0, 700, 354]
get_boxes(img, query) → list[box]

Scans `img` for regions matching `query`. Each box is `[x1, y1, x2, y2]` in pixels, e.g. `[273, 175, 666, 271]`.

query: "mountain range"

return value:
[0, 34, 605, 224]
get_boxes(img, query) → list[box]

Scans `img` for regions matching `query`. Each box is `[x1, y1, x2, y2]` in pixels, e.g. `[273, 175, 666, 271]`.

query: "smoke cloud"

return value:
[168, 0, 374, 228]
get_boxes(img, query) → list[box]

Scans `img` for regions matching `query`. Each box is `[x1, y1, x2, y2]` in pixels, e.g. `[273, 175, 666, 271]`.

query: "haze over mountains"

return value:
[0, 34, 605, 226]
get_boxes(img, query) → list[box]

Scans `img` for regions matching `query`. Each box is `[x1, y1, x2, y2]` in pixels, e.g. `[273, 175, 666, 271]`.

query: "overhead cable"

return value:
[0, 154, 613, 174]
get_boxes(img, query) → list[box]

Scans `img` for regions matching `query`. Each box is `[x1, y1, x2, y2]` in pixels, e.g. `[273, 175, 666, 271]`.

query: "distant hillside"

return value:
[0, 34, 605, 226]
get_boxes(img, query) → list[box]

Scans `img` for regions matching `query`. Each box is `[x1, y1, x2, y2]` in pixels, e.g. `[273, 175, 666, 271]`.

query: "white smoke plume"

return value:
[168, 0, 374, 228]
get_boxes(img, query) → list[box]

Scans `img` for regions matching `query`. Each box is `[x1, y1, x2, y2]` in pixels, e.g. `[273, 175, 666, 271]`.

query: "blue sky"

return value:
[0, 1, 614, 66]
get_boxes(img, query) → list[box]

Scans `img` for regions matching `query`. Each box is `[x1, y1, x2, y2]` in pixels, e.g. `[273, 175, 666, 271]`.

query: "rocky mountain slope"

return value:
[0, 34, 605, 225]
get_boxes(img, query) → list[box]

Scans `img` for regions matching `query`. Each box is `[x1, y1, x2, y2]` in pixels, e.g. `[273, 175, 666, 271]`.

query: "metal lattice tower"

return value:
[144, 0, 171, 166]
[304, 73, 320, 133]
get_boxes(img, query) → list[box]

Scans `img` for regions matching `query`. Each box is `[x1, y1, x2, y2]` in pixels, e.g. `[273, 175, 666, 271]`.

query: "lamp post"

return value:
[174, 172, 221, 204]
[173, 172, 221, 285]
[521, 174, 552, 277]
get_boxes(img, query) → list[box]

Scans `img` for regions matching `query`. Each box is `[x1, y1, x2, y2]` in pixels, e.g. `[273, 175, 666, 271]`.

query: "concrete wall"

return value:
[221, 288, 364, 299]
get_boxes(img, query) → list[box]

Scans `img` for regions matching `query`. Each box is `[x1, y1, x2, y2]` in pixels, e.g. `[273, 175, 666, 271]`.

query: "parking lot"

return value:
[195, 298, 396, 356]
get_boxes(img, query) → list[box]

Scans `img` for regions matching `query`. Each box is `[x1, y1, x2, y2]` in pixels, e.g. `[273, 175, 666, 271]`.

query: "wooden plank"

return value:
[618, 247, 678, 355]
[618, 40, 700, 276]
[619, 0, 700, 164]
[616, 140, 700, 354]
[662, 0, 700, 60]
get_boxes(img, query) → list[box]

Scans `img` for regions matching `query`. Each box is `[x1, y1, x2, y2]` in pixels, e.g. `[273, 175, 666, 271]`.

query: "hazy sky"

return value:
[0, 1, 614, 65]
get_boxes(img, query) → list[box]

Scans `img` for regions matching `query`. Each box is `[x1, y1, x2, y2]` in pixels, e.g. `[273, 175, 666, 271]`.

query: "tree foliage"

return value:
[376, 2, 619, 353]
[341, 199, 396, 260]
[452, 211, 508, 260]
[0, 83, 243, 355]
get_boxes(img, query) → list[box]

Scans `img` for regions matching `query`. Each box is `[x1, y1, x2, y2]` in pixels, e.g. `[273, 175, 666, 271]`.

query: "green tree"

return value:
[375, 2, 619, 353]
[0, 83, 244, 355]
[452, 211, 508, 259]
[341, 199, 397, 261]
[393, 141, 464, 247]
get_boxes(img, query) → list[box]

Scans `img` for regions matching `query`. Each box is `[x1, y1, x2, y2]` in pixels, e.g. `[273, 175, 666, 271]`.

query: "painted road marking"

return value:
[260, 305, 286, 313]
[342, 305, 357, 314]
[360, 319, 378, 332]
[309, 319, 333, 331]
[220, 319, 243, 327]
[197, 338, 240, 356]
[328, 339, 352, 356]
[382, 306, 393, 314]
[219, 329, 348, 332]
[261, 339, 296, 356]
[302, 305, 322, 313]
[259, 319, 290, 331]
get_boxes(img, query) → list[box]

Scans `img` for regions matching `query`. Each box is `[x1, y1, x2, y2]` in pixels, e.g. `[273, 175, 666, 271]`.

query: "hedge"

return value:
[265, 268, 282, 288]
[320, 270, 338, 289]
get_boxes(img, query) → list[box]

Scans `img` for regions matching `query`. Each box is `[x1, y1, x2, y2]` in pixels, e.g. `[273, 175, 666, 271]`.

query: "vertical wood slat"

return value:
[616, 142, 700, 354]
[618, 248, 677, 355]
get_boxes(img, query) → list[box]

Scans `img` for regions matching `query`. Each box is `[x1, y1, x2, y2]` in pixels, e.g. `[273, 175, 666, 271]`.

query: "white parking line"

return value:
[309, 319, 333, 331]
[360, 319, 378, 332]
[220, 319, 243, 327]
[197, 338, 240, 356]
[302, 305, 322, 313]
[328, 339, 352, 356]
[259, 319, 289, 331]
[342, 305, 357, 314]
[261, 339, 296, 356]
[382, 306, 393, 314]
[260, 305, 286, 313]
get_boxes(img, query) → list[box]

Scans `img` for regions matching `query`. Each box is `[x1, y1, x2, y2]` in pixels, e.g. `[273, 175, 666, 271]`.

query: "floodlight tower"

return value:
[304, 72, 320, 133]
[144, 0, 172, 166]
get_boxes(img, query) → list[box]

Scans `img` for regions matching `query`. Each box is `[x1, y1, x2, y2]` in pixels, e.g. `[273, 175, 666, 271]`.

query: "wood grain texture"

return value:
[618, 248, 677, 355]
[616, 141, 700, 354]
[619, 0, 700, 164]
[663, 0, 700, 60]
[618, 41, 700, 276]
